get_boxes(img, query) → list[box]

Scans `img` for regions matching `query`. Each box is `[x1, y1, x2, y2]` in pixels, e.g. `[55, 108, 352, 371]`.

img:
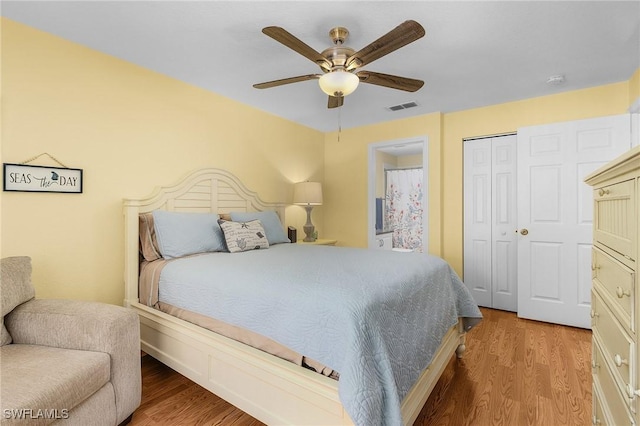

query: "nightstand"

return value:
[297, 239, 337, 246]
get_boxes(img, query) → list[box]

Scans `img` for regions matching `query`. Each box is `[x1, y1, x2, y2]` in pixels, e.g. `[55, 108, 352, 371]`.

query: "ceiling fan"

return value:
[253, 20, 425, 109]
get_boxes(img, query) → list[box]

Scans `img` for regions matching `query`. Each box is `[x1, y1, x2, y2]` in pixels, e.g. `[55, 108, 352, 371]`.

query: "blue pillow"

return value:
[230, 211, 290, 245]
[152, 210, 225, 259]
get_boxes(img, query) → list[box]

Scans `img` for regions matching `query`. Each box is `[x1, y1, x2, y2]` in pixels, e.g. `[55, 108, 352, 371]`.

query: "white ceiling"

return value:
[2, 1, 639, 132]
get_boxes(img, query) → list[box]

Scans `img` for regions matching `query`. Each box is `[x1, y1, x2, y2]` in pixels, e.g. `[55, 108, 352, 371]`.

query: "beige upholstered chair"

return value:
[1, 256, 141, 425]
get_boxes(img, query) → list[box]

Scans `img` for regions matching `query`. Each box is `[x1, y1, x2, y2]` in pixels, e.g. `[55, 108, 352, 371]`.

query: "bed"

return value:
[123, 168, 481, 426]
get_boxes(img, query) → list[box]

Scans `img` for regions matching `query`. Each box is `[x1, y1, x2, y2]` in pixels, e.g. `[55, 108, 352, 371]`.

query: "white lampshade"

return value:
[318, 71, 359, 97]
[293, 182, 323, 206]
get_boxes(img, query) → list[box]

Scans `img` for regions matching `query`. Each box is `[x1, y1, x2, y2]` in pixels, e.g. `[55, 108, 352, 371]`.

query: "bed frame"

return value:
[123, 168, 467, 425]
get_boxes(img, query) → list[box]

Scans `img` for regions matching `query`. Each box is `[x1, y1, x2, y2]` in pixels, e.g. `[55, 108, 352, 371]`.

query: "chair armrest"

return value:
[5, 299, 141, 424]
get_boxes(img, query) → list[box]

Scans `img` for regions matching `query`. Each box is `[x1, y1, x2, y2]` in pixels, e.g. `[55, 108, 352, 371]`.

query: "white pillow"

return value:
[152, 210, 225, 259]
[218, 219, 269, 253]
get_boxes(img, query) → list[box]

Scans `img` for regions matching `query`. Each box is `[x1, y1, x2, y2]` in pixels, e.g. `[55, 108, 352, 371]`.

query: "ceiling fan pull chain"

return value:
[338, 106, 342, 143]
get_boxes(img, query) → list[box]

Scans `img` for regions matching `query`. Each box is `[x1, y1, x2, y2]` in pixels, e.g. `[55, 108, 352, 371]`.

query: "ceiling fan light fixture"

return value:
[318, 70, 359, 97]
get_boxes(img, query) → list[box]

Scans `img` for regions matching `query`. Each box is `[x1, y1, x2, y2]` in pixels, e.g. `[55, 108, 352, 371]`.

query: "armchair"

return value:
[1, 256, 141, 425]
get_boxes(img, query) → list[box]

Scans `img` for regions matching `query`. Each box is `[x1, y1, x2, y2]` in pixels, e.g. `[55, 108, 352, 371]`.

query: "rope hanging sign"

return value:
[3, 153, 83, 193]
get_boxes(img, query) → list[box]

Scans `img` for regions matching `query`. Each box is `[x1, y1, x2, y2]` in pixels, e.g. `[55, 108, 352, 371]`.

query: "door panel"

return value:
[517, 114, 631, 328]
[464, 135, 517, 311]
[577, 243, 592, 306]
[464, 138, 492, 307]
[530, 165, 562, 222]
[530, 241, 562, 300]
[491, 136, 517, 311]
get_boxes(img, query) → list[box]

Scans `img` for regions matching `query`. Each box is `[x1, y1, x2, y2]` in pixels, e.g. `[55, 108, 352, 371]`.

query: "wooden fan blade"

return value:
[263, 27, 331, 71]
[328, 96, 344, 109]
[253, 74, 321, 89]
[357, 71, 424, 92]
[346, 20, 425, 70]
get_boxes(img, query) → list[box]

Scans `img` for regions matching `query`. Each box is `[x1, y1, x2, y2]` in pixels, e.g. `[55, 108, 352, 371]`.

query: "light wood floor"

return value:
[130, 308, 592, 425]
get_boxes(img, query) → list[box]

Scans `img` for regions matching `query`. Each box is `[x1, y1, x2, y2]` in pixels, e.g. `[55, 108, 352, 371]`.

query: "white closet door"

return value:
[490, 135, 518, 311]
[463, 135, 517, 311]
[517, 114, 631, 328]
[464, 138, 492, 307]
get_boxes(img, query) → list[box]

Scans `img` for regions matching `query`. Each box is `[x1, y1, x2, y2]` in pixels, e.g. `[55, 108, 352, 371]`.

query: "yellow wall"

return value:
[630, 68, 640, 108]
[397, 154, 423, 168]
[324, 113, 443, 254]
[375, 151, 397, 198]
[3, 18, 638, 303]
[375, 153, 422, 197]
[325, 82, 631, 276]
[1, 19, 324, 304]
[441, 82, 630, 274]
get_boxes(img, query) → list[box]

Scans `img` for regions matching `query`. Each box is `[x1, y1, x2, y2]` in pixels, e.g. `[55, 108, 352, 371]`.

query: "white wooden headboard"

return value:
[122, 168, 287, 305]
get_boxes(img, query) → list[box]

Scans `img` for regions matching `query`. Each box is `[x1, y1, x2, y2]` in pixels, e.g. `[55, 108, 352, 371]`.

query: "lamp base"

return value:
[303, 227, 316, 242]
[302, 206, 316, 242]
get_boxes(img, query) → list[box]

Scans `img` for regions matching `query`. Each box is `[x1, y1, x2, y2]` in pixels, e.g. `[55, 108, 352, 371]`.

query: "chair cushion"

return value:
[1, 257, 35, 346]
[0, 344, 110, 419]
[0, 319, 10, 347]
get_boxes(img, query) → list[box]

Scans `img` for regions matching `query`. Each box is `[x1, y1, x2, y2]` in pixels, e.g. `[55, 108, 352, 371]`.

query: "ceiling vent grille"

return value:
[386, 101, 419, 112]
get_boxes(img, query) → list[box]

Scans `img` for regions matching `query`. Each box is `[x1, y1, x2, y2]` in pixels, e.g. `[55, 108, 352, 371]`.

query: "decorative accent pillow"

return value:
[230, 211, 290, 245]
[218, 219, 269, 253]
[139, 213, 161, 261]
[152, 210, 226, 259]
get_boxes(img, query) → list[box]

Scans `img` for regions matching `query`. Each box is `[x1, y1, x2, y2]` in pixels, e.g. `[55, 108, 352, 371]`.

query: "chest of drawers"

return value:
[586, 145, 640, 425]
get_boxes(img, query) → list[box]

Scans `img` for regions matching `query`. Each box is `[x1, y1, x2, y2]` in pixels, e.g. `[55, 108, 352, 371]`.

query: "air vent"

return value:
[386, 101, 419, 112]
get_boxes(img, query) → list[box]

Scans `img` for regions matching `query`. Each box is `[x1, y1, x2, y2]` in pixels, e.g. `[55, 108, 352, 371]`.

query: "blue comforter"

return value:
[158, 244, 482, 426]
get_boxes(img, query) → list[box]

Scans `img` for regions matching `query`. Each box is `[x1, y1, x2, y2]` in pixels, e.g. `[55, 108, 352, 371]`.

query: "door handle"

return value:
[519, 229, 529, 235]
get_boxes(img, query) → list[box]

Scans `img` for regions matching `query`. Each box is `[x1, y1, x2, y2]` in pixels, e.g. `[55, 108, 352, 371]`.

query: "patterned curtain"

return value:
[385, 168, 424, 252]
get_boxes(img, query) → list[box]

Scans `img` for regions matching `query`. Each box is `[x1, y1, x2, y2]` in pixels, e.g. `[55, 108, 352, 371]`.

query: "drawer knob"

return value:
[627, 384, 640, 399]
[598, 188, 610, 196]
[614, 354, 629, 367]
[616, 286, 631, 298]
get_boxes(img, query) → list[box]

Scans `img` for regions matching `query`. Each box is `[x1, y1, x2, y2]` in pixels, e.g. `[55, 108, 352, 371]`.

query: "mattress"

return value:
[140, 243, 481, 425]
[139, 257, 337, 378]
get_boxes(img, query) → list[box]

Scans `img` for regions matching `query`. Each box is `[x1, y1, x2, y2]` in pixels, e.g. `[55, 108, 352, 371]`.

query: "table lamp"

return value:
[293, 182, 323, 242]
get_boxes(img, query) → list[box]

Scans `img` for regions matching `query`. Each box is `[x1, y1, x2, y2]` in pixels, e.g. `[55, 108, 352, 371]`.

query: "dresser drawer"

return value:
[593, 380, 635, 426]
[593, 246, 635, 334]
[592, 338, 635, 425]
[592, 290, 635, 411]
[593, 179, 636, 262]
[592, 385, 609, 426]
[592, 384, 612, 426]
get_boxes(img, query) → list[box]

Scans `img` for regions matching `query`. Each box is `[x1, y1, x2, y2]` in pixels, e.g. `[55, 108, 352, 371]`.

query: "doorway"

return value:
[367, 137, 429, 252]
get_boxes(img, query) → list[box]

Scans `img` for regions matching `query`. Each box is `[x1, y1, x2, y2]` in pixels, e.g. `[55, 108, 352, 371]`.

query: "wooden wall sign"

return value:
[3, 163, 83, 193]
